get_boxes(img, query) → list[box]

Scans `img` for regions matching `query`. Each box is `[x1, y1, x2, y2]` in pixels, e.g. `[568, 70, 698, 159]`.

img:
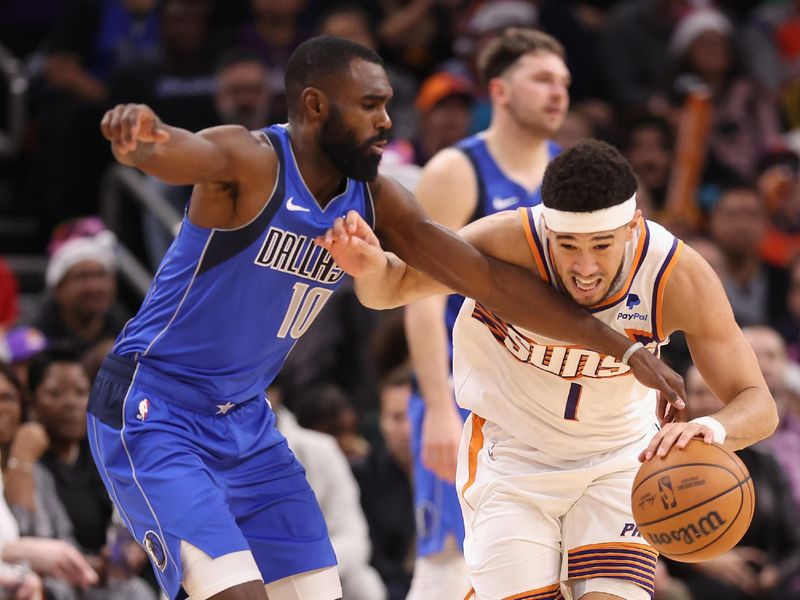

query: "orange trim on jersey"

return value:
[463, 588, 475, 600]
[519, 208, 550, 282]
[460, 413, 486, 511]
[655, 240, 684, 340]
[504, 582, 562, 600]
[589, 217, 648, 311]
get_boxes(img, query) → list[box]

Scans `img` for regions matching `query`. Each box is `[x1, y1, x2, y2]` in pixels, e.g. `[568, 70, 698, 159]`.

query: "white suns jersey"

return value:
[453, 205, 685, 461]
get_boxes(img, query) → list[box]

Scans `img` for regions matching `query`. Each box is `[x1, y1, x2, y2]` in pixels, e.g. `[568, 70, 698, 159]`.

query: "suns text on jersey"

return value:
[254, 226, 345, 284]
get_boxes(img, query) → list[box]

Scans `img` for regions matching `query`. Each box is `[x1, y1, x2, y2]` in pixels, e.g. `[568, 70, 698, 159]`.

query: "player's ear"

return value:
[487, 77, 509, 106]
[301, 87, 327, 121]
[626, 210, 642, 241]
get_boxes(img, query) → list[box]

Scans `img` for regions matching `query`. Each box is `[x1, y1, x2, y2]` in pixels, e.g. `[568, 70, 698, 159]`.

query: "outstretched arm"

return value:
[640, 246, 779, 460]
[100, 103, 274, 187]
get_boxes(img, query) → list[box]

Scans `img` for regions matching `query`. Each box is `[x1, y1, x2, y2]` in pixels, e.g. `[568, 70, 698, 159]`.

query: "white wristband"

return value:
[691, 416, 727, 444]
[621, 342, 644, 365]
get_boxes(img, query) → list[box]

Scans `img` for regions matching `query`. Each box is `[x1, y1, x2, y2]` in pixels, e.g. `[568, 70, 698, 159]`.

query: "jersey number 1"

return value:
[563, 382, 583, 420]
[277, 282, 333, 339]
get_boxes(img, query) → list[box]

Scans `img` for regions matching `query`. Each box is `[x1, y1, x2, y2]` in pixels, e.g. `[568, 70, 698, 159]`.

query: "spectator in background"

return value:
[213, 48, 273, 130]
[1, 326, 48, 394]
[269, 384, 388, 600]
[317, 4, 418, 140]
[553, 107, 595, 150]
[352, 369, 415, 600]
[779, 257, 800, 361]
[598, 0, 691, 113]
[744, 326, 800, 515]
[109, 0, 218, 134]
[232, 0, 311, 121]
[387, 71, 475, 167]
[294, 384, 370, 464]
[622, 113, 674, 217]
[667, 363, 800, 600]
[708, 184, 789, 327]
[6, 350, 155, 600]
[35, 0, 161, 228]
[668, 9, 784, 184]
[758, 149, 800, 269]
[31, 220, 127, 356]
[0, 360, 100, 599]
[0, 259, 19, 332]
[742, 0, 800, 131]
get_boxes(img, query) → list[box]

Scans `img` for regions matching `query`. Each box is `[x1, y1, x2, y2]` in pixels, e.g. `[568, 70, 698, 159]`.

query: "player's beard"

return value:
[319, 105, 388, 182]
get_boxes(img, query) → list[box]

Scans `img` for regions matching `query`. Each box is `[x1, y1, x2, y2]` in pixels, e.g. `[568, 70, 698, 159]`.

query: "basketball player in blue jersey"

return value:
[319, 139, 779, 600]
[404, 29, 567, 598]
[91, 37, 686, 600]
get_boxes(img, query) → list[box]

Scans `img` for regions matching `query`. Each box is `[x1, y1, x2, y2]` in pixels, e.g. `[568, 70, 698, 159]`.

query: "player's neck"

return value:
[484, 124, 550, 192]
[286, 125, 347, 207]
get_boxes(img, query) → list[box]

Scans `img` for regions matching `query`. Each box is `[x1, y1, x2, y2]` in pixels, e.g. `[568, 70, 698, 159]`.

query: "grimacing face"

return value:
[545, 216, 639, 307]
[318, 59, 392, 182]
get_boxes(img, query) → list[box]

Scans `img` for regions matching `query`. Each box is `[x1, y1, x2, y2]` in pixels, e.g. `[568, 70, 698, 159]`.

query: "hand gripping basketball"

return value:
[631, 439, 754, 562]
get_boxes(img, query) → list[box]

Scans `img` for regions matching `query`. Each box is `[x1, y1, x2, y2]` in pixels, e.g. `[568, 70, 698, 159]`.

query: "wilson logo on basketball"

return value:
[646, 510, 727, 546]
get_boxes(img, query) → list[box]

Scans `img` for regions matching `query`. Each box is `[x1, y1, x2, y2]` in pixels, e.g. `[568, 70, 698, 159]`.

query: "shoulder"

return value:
[420, 147, 475, 182]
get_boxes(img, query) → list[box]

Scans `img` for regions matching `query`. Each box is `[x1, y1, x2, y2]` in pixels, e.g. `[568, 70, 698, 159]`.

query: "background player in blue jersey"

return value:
[404, 29, 568, 599]
[92, 36, 686, 600]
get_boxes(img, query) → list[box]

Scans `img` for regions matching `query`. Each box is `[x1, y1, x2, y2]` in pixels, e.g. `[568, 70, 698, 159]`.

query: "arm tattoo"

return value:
[129, 142, 156, 164]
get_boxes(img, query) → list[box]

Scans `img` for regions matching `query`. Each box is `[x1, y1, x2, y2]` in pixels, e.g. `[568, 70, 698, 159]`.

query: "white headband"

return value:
[542, 195, 637, 233]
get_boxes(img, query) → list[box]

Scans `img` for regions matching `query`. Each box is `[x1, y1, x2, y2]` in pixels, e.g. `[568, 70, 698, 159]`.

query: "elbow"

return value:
[764, 403, 780, 440]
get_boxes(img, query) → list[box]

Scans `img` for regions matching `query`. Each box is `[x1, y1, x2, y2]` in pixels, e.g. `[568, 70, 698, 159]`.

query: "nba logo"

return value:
[657, 476, 677, 509]
[626, 294, 641, 310]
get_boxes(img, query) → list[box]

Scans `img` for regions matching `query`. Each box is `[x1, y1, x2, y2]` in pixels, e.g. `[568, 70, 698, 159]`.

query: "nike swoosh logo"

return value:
[286, 196, 310, 212]
[492, 196, 519, 210]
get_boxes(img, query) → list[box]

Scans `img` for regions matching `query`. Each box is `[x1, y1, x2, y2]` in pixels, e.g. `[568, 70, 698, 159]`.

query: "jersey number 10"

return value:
[277, 282, 333, 339]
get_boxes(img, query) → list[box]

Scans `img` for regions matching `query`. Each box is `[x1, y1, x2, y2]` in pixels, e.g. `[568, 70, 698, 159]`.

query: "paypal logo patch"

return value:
[626, 294, 640, 310]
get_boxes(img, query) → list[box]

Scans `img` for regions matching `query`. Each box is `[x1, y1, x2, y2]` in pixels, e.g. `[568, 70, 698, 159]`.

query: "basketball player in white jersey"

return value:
[317, 139, 779, 600]
[404, 29, 567, 600]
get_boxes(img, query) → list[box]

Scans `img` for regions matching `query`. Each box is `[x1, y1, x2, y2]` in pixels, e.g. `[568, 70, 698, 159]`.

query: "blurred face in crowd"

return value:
[687, 30, 731, 78]
[0, 372, 23, 448]
[553, 110, 592, 149]
[421, 96, 473, 156]
[379, 383, 412, 471]
[215, 61, 271, 130]
[708, 189, 766, 259]
[625, 124, 671, 192]
[688, 237, 726, 279]
[685, 366, 722, 421]
[319, 9, 376, 50]
[161, 0, 209, 57]
[54, 260, 116, 320]
[33, 361, 90, 444]
[546, 218, 639, 307]
[492, 51, 569, 137]
[743, 327, 787, 398]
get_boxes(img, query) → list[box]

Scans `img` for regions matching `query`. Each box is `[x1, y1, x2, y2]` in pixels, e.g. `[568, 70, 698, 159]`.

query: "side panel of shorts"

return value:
[562, 449, 658, 598]
[409, 392, 467, 556]
[88, 366, 336, 600]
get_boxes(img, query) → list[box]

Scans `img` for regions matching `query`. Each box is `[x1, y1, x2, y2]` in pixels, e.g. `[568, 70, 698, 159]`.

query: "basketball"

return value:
[631, 439, 754, 563]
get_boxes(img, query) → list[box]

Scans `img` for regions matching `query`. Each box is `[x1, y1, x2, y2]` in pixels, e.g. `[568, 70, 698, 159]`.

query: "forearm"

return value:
[709, 387, 778, 450]
[354, 252, 446, 309]
[113, 125, 231, 185]
[404, 296, 453, 409]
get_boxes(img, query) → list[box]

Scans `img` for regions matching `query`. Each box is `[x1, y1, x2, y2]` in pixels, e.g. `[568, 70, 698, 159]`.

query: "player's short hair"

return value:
[284, 35, 383, 117]
[542, 139, 638, 212]
[477, 28, 565, 86]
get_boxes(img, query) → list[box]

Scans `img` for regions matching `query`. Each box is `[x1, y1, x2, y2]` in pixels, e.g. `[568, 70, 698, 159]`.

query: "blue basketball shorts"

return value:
[86, 354, 337, 600]
[409, 392, 469, 557]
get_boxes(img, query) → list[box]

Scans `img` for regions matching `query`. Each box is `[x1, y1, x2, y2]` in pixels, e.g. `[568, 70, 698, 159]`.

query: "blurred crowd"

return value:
[1, 0, 800, 599]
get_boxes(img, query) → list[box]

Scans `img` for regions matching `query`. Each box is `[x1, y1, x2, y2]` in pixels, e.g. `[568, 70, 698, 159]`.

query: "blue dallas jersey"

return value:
[113, 124, 374, 406]
[443, 134, 561, 342]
